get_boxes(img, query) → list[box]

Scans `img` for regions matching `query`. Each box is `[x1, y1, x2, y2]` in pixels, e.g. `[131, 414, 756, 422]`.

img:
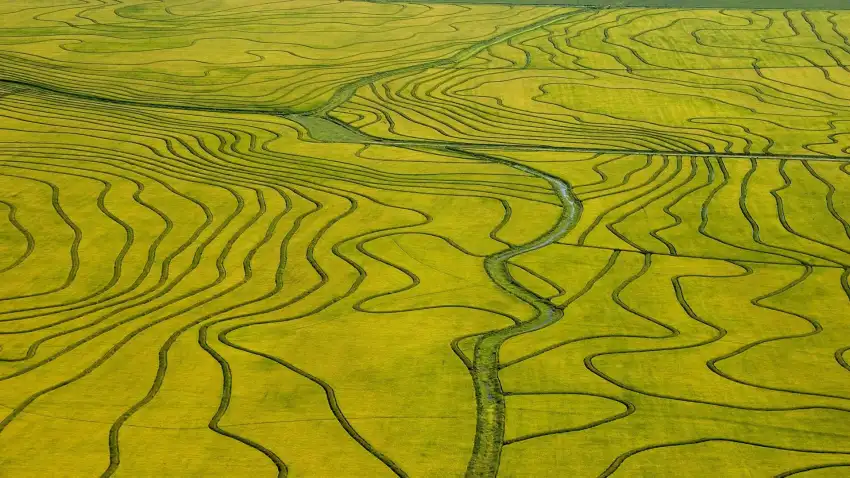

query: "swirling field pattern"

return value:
[0, 1, 849, 477]
[336, 9, 850, 155]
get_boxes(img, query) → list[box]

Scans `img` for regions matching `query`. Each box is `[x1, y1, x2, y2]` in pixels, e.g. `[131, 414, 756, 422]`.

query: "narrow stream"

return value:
[287, 114, 583, 477]
[292, 12, 585, 470]
[451, 149, 582, 477]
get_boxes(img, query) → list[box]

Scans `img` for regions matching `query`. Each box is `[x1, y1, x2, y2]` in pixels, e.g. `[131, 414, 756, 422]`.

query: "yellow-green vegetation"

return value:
[334, 9, 850, 155]
[0, 0, 565, 112]
[0, 1, 849, 477]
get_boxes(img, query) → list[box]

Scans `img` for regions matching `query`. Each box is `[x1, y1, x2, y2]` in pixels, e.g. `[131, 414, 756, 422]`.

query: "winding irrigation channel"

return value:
[301, 15, 592, 473]
[452, 149, 582, 477]
[291, 111, 584, 476]
[306, 17, 585, 472]
[293, 121, 583, 478]
[300, 11, 583, 476]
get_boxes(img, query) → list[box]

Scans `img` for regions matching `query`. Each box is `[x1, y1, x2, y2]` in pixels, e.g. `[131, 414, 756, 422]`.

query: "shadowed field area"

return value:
[0, 0, 849, 477]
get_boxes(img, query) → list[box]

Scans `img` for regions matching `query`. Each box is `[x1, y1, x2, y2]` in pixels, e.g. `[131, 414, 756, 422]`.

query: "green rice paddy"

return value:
[0, 0, 849, 476]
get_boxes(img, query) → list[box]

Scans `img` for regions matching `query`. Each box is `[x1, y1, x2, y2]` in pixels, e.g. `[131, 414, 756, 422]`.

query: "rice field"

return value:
[0, 1, 849, 477]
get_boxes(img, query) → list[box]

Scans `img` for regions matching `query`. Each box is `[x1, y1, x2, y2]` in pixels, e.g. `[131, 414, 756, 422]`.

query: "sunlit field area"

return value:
[0, 1, 849, 477]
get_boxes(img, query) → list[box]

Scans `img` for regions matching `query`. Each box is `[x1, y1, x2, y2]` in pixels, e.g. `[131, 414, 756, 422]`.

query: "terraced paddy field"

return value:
[1, 1, 849, 477]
